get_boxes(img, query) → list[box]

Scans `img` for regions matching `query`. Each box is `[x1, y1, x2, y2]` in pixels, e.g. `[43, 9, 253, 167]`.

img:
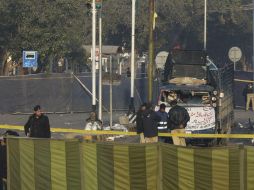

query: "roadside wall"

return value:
[0, 70, 249, 113]
[0, 73, 158, 113]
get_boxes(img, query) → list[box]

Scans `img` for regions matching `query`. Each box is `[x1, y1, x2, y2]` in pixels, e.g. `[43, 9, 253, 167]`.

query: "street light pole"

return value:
[204, 0, 207, 51]
[92, 0, 97, 111]
[98, 8, 102, 120]
[253, 0, 254, 90]
[148, 0, 155, 102]
[129, 0, 136, 113]
[109, 56, 113, 128]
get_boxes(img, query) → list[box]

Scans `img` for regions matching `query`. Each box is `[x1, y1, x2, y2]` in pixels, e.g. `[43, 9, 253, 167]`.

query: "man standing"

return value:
[243, 83, 254, 110]
[142, 103, 161, 143]
[24, 105, 51, 138]
[167, 100, 190, 130]
[156, 104, 168, 131]
[126, 67, 131, 77]
[136, 103, 147, 143]
[167, 100, 190, 146]
[156, 103, 169, 143]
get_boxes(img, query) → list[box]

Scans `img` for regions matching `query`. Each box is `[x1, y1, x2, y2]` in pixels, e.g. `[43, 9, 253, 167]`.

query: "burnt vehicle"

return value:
[155, 50, 234, 145]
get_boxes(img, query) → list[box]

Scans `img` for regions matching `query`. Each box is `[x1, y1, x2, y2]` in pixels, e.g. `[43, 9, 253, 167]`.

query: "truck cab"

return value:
[155, 50, 234, 141]
[156, 85, 216, 134]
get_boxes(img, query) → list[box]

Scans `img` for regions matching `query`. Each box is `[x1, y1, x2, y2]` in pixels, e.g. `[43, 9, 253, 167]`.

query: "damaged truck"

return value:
[155, 49, 234, 145]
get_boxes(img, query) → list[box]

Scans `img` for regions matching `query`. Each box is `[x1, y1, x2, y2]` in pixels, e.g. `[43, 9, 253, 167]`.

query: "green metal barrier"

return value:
[6, 138, 254, 190]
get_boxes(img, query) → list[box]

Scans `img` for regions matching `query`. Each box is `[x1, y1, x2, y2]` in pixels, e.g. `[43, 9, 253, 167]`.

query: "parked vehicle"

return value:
[155, 50, 234, 145]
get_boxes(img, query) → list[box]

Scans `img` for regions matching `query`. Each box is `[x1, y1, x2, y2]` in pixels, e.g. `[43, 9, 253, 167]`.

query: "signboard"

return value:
[155, 51, 169, 69]
[22, 51, 38, 68]
[95, 48, 100, 62]
[228, 47, 242, 63]
[90, 48, 100, 69]
[155, 106, 215, 131]
[90, 48, 100, 61]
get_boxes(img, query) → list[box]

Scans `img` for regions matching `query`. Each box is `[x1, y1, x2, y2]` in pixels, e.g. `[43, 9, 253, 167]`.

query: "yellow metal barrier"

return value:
[234, 78, 254, 83]
[1, 124, 254, 138]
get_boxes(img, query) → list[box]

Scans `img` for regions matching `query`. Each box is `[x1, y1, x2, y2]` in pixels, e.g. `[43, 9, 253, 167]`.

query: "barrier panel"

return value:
[0, 144, 7, 190]
[6, 138, 254, 190]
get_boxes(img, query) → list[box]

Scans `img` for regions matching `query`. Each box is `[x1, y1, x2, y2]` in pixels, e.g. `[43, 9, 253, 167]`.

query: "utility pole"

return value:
[148, 0, 155, 102]
[92, 0, 97, 111]
[253, 0, 254, 89]
[204, 0, 207, 51]
[129, 0, 136, 113]
[98, 7, 102, 120]
[109, 56, 113, 128]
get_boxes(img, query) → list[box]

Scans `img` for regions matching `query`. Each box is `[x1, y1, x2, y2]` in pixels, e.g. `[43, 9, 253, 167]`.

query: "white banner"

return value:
[155, 106, 215, 131]
[185, 107, 215, 131]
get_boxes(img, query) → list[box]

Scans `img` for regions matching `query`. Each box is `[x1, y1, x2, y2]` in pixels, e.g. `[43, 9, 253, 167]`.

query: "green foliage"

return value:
[0, 0, 253, 66]
[0, 0, 87, 65]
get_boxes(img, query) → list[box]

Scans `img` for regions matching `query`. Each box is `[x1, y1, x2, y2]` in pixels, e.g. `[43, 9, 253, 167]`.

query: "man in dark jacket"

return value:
[243, 83, 254, 110]
[167, 100, 190, 130]
[142, 103, 161, 143]
[0, 130, 19, 189]
[163, 52, 173, 82]
[24, 105, 51, 138]
[136, 103, 147, 143]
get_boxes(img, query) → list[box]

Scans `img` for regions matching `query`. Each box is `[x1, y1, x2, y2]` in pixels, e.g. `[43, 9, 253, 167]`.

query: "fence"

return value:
[5, 138, 254, 190]
[0, 71, 252, 113]
[0, 73, 156, 114]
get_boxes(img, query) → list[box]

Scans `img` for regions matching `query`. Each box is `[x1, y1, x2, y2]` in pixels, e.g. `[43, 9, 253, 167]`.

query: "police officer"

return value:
[156, 103, 169, 143]
[156, 104, 168, 131]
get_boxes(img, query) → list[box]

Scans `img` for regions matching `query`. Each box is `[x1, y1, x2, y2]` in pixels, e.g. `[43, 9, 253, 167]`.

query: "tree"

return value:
[0, 0, 253, 69]
[0, 0, 87, 72]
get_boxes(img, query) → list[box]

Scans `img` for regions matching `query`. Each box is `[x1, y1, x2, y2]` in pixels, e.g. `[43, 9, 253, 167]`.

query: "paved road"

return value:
[0, 111, 130, 139]
[230, 109, 254, 145]
[0, 109, 254, 144]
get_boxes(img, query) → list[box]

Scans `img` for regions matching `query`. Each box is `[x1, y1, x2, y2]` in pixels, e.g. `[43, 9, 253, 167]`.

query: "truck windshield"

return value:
[159, 90, 210, 107]
[172, 65, 207, 79]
